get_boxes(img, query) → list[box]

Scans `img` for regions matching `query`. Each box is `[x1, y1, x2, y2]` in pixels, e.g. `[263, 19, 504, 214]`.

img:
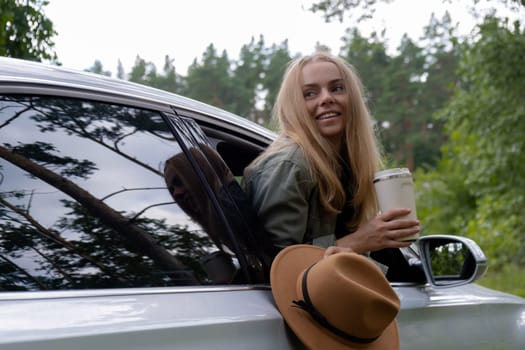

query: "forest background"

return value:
[1, 0, 524, 296]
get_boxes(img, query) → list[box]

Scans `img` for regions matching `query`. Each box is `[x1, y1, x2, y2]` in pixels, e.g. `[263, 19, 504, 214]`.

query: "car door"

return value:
[0, 94, 296, 349]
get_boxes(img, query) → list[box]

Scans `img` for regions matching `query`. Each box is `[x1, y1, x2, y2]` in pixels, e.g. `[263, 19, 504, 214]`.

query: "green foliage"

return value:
[182, 39, 295, 124]
[114, 38, 294, 125]
[230, 36, 266, 121]
[478, 264, 525, 298]
[86, 60, 111, 77]
[416, 17, 525, 270]
[0, 0, 57, 62]
[125, 55, 183, 94]
[340, 16, 458, 170]
[340, 28, 391, 102]
[184, 44, 234, 110]
[308, 0, 393, 23]
[429, 241, 467, 277]
[259, 40, 295, 127]
[309, 0, 525, 23]
[414, 163, 477, 237]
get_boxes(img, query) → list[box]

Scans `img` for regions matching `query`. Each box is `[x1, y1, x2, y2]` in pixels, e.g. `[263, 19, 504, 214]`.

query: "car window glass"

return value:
[0, 96, 229, 291]
[166, 115, 276, 282]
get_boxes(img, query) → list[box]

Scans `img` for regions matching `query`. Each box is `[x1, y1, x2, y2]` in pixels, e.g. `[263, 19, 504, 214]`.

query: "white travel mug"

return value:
[373, 168, 419, 242]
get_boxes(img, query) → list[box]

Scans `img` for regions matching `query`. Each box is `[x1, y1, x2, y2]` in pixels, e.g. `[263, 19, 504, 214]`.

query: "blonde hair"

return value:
[252, 52, 383, 230]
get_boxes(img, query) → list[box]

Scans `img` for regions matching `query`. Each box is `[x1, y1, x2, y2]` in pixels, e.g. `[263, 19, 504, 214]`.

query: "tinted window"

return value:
[166, 116, 276, 283]
[0, 96, 229, 291]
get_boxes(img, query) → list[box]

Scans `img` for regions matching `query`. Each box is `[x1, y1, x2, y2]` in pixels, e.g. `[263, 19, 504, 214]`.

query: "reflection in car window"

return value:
[164, 144, 243, 283]
[165, 145, 235, 252]
[0, 96, 226, 291]
[166, 116, 277, 283]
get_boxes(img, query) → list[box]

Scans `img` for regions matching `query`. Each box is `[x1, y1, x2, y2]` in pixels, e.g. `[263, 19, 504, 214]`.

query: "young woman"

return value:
[243, 52, 419, 256]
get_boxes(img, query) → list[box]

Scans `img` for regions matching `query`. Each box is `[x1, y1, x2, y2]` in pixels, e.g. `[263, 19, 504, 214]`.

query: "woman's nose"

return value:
[319, 89, 334, 105]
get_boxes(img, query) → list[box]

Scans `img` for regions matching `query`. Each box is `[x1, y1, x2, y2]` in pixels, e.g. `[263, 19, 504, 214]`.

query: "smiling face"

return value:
[301, 60, 348, 150]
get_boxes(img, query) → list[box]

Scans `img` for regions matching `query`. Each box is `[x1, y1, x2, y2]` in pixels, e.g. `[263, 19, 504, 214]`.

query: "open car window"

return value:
[168, 111, 427, 286]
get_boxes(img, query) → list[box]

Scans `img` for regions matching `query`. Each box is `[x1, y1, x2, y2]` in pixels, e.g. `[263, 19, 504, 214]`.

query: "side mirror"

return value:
[417, 235, 488, 288]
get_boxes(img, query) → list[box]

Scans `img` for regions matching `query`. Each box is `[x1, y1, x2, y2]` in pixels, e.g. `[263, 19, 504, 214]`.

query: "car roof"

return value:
[0, 56, 276, 142]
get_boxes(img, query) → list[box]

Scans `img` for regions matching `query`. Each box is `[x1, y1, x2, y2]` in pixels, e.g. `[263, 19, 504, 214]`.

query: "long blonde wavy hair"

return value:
[251, 52, 384, 231]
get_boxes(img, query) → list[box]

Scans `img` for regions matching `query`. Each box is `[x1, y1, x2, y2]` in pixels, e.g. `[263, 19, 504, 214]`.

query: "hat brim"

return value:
[270, 245, 399, 350]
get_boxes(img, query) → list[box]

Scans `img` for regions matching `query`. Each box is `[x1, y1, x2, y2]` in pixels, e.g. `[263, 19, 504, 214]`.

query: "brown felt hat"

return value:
[270, 245, 400, 350]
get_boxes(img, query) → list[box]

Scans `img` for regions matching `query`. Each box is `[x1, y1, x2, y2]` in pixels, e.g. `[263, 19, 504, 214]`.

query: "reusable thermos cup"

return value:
[373, 168, 419, 242]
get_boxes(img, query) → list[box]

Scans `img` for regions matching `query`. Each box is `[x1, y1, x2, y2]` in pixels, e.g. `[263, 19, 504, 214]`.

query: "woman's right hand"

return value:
[335, 208, 420, 254]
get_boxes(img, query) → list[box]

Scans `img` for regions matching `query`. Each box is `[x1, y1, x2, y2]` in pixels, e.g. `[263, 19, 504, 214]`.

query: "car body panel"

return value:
[1, 284, 524, 349]
[0, 287, 294, 350]
[396, 284, 525, 349]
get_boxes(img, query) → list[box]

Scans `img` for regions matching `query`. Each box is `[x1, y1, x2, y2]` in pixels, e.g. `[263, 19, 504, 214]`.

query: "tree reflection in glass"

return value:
[0, 96, 222, 290]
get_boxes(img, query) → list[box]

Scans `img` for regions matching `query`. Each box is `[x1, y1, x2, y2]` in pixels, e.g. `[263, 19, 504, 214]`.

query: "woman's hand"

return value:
[335, 208, 420, 254]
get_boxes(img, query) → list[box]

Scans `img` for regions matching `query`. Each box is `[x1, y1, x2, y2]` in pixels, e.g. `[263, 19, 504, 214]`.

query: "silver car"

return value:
[0, 57, 524, 350]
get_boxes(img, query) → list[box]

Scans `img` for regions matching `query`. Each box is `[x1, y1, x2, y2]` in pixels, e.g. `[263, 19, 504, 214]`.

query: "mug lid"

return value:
[373, 168, 411, 183]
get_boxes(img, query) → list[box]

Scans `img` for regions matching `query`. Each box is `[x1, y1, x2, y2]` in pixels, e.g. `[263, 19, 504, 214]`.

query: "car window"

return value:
[0, 95, 236, 291]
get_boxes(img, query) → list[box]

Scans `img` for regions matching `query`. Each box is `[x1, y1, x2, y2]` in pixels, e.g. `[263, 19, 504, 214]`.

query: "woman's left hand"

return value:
[335, 208, 419, 254]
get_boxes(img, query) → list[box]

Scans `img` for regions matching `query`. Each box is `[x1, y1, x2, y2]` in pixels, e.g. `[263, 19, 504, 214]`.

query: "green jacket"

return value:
[243, 143, 337, 250]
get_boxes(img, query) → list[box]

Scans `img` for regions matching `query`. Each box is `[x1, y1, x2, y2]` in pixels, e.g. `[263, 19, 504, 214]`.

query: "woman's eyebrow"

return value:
[302, 78, 344, 87]
[330, 78, 345, 84]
